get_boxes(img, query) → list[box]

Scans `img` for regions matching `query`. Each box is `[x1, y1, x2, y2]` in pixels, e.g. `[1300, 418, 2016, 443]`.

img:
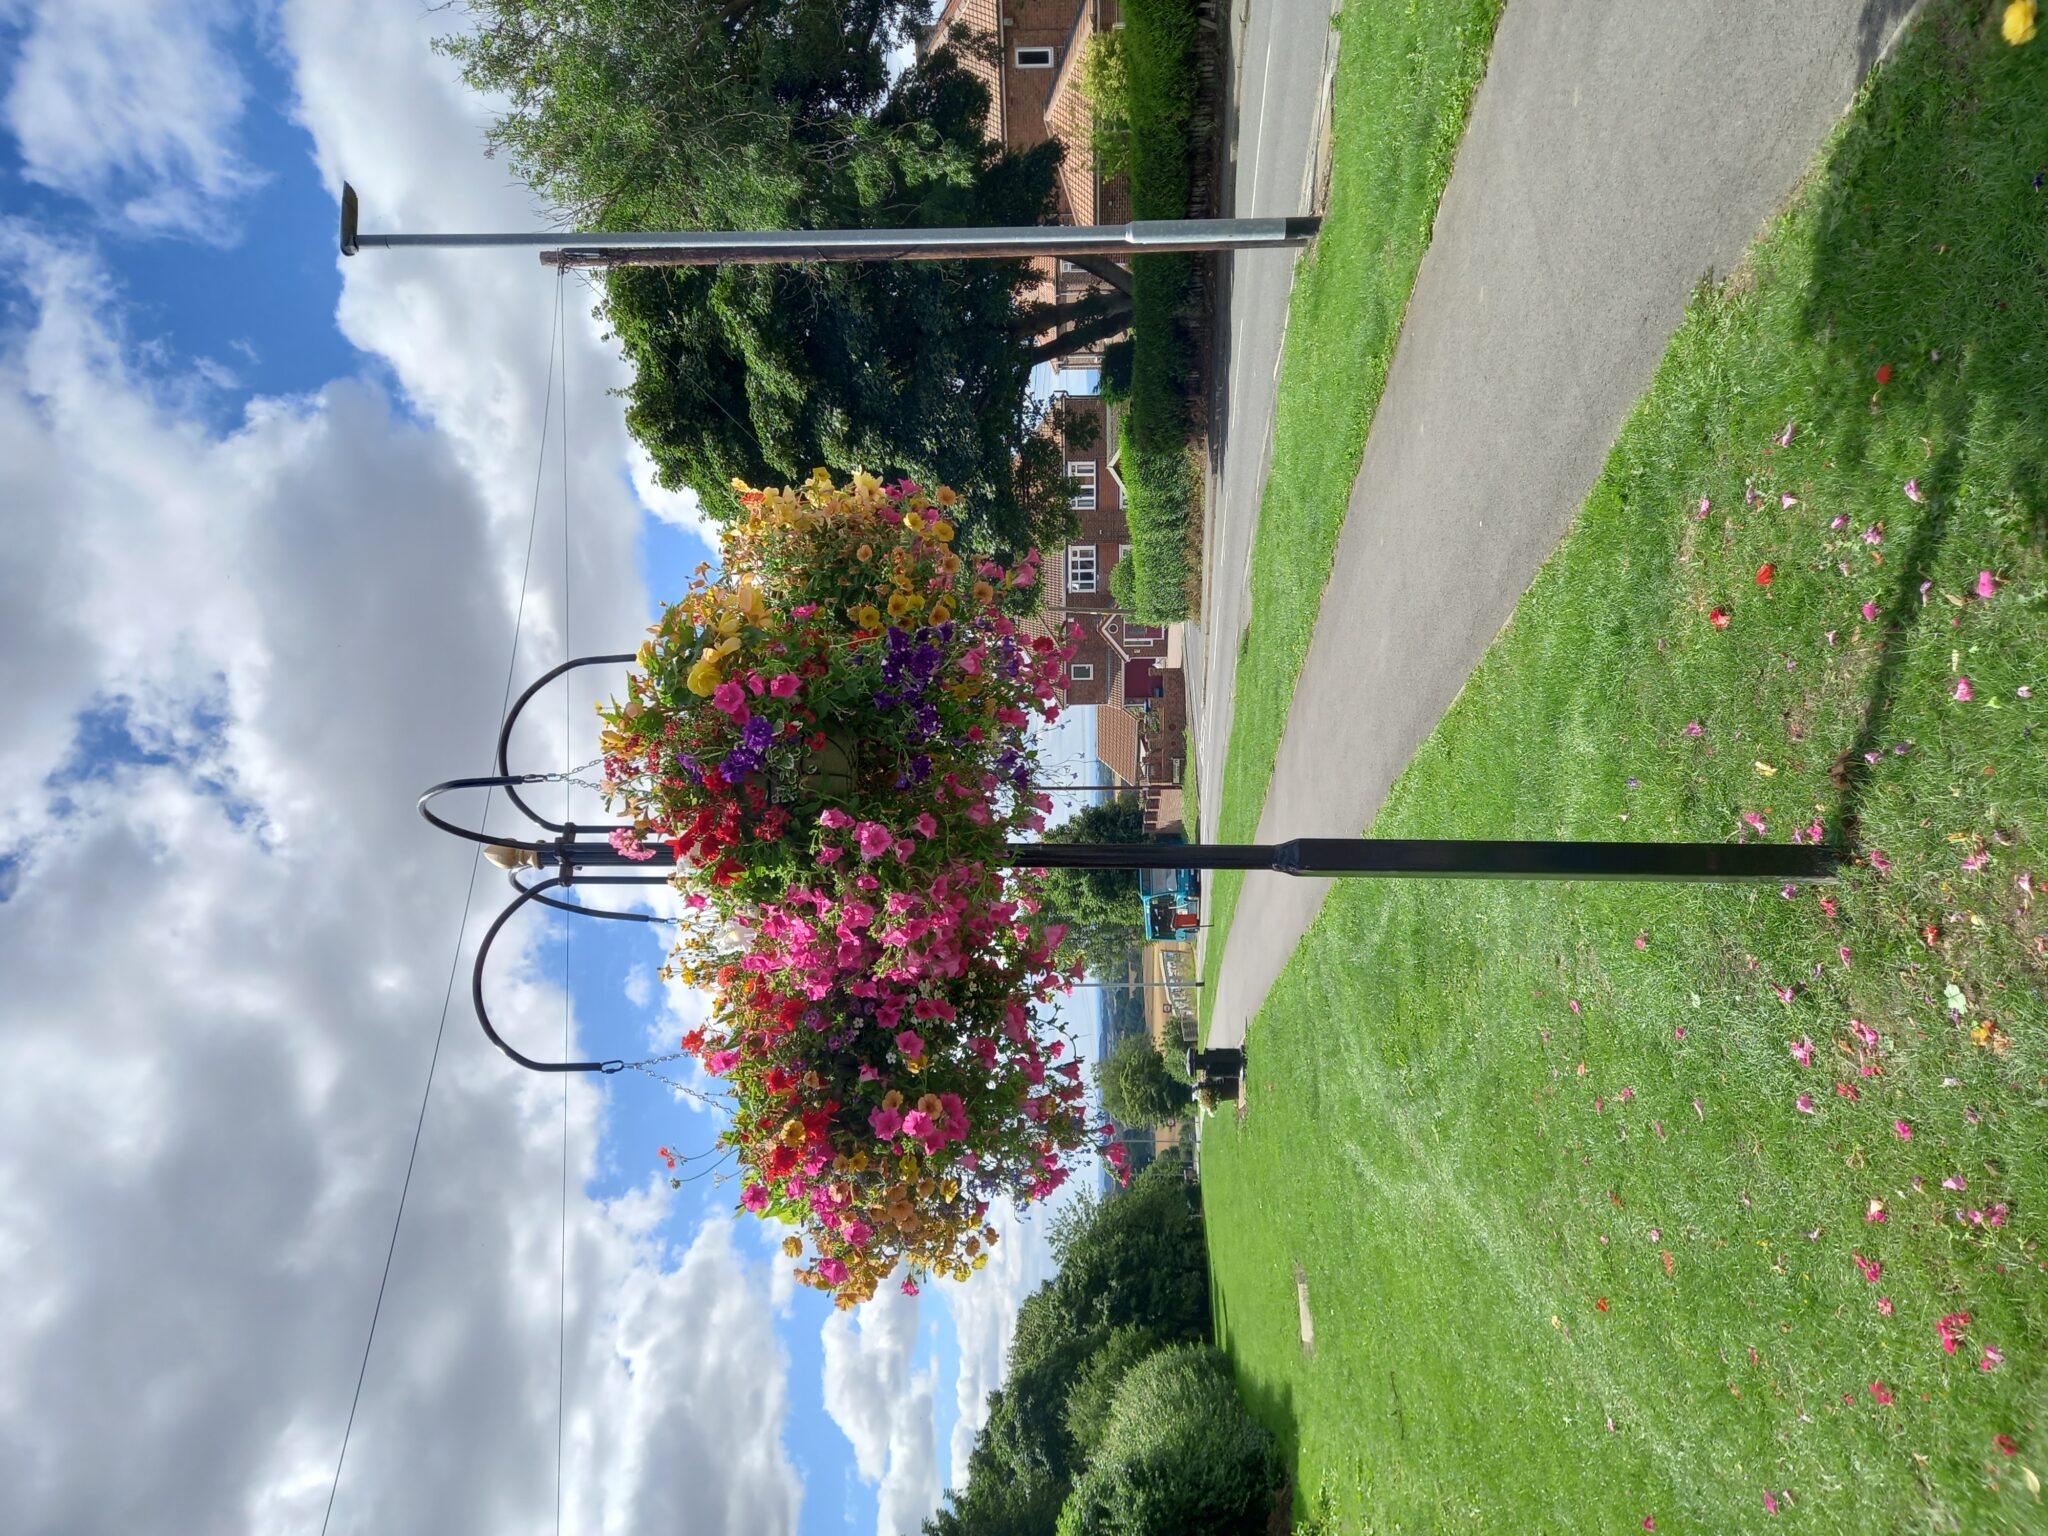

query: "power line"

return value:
[320, 279, 565, 1536]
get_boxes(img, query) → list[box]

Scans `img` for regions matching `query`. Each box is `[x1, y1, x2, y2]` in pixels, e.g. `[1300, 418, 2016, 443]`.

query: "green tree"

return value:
[1040, 795, 1150, 970]
[924, 1166, 1211, 1536]
[1095, 1035, 1190, 1128]
[441, 0, 1118, 555]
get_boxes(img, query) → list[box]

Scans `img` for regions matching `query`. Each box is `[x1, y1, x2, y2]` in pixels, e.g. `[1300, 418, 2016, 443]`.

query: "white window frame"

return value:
[1015, 45, 1055, 68]
[1068, 662, 1096, 682]
[1066, 544, 1098, 595]
[1067, 460, 1098, 511]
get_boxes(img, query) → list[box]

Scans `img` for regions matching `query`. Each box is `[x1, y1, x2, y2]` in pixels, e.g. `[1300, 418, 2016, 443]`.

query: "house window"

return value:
[1069, 662, 1096, 682]
[1067, 461, 1097, 511]
[1015, 45, 1054, 67]
[1119, 543, 1131, 564]
[1066, 544, 1098, 594]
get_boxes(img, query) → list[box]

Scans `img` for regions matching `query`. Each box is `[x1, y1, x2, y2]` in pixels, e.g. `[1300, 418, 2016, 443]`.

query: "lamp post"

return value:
[339, 183, 1320, 269]
[423, 655, 1845, 1075]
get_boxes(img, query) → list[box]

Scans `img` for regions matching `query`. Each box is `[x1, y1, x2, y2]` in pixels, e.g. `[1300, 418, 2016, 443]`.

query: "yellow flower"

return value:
[887, 592, 916, 619]
[930, 519, 955, 543]
[916, 1094, 943, 1119]
[929, 600, 953, 625]
[972, 1252, 988, 1270]
[782, 1236, 803, 1258]
[856, 543, 873, 562]
[903, 510, 926, 534]
[935, 485, 958, 507]
[851, 1150, 870, 1172]
[2005, 0, 2037, 43]
[857, 604, 883, 630]
[899, 1155, 920, 1178]
[940, 1177, 960, 1202]
[971, 581, 995, 604]
[686, 657, 723, 696]
[881, 1090, 904, 1111]
[779, 1119, 805, 1147]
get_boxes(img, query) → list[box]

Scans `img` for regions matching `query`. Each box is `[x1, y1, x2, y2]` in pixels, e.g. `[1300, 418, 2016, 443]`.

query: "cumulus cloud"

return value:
[937, 1199, 1062, 1489]
[822, 1285, 942, 1536]
[0, 0, 264, 236]
[0, 130, 792, 1536]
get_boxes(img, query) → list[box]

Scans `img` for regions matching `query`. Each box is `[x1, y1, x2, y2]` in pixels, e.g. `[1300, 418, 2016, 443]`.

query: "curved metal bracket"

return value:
[497, 652, 637, 833]
[471, 873, 670, 1073]
[508, 867, 675, 923]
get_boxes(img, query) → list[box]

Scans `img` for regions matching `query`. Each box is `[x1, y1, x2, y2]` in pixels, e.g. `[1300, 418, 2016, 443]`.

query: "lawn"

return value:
[1202, 7, 2048, 1531]
[1197, 0, 1505, 1026]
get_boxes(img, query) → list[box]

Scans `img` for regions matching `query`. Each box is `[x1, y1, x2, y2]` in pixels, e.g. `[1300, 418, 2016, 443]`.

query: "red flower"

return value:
[1869, 1381, 1894, 1406]
[1755, 563, 1775, 586]
[1996, 1434, 2019, 1456]
[765, 1143, 800, 1177]
[1710, 607, 1731, 628]
[1596, 1297, 1609, 1312]
[1875, 364, 1893, 385]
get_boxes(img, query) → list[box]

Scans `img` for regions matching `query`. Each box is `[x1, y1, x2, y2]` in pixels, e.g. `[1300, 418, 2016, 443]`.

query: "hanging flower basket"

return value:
[598, 471, 1126, 1305]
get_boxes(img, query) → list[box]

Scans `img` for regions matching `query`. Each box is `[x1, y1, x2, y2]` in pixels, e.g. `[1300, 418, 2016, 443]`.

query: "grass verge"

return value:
[1197, 0, 1505, 1029]
[1117, 0, 1202, 622]
[1202, 9, 2048, 1530]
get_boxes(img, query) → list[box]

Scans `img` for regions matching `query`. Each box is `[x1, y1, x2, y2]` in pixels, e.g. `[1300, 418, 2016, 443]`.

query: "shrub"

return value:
[1078, 31, 1131, 179]
[1055, 1345, 1280, 1536]
[1108, 551, 1136, 612]
[1063, 1326, 1163, 1451]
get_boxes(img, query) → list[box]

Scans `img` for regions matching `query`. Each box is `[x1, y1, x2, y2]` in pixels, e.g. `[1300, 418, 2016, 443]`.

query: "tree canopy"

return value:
[441, 0, 1112, 555]
[1095, 1035, 1190, 1128]
[924, 1165, 1209, 1536]
[1040, 795, 1151, 971]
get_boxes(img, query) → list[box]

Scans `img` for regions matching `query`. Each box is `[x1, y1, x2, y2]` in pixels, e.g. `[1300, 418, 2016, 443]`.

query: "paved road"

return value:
[1188, 0, 1338, 844]
[1206, 0, 1920, 1049]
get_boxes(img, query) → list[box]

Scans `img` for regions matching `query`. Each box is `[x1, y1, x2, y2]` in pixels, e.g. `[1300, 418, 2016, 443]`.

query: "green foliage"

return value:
[1203, 8, 2048, 1528]
[1078, 31, 1132, 179]
[1055, 1345, 1280, 1536]
[1115, 0, 1204, 621]
[1108, 552, 1136, 613]
[1098, 339, 1134, 403]
[1041, 795, 1151, 970]
[441, 0, 1078, 556]
[1096, 1034, 1190, 1128]
[926, 1165, 1214, 1536]
[1063, 1326, 1162, 1451]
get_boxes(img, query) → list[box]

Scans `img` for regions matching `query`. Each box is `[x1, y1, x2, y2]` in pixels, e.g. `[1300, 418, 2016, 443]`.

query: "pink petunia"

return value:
[1781, 493, 1799, 509]
[1774, 984, 1796, 1006]
[869, 1105, 904, 1140]
[1854, 1252, 1883, 1283]
[1980, 1346, 2005, 1373]
[1762, 1490, 1779, 1515]
[1869, 848, 1891, 874]
[818, 1257, 848, 1286]
[894, 1028, 926, 1058]
[855, 821, 895, 859]
[1904, 479, 1923, 503]
[1791, 1036, 1815, 1066]
[1870, 1381, 1895, 1405]
[1961, 850, 1988, 872]
[1795, 1094, 1817, 1115]
[1863, 523, 1884, 545]
[1777, 421, 1796, 447]
[819, 806, 854, 829]
[900, 1109, 935, 1141]
[769, 672, 803, 698]
[1954, 677, 1975, 702]
[711, 680, 750, 719]
[742, 1183, 770, 1212]
[1861, 600, 1880, 622]
[1682, 720, 1704, 737]
[1894, 1119, 1913, 1141]
[1977, 570, 1997, 599]
[1568, 999, 1581, 1015]
[1877, 1296, 1894, 1315]
[1939, 1311, 1971, 1355]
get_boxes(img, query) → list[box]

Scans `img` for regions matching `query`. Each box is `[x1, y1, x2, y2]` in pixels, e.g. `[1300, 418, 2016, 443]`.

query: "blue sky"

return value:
[0, 5, 1107, 1533]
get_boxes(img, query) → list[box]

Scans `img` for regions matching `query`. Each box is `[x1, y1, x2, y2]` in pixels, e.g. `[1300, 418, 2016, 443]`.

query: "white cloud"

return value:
[936, 1198, 1062, 1489]
[624, 966, 653, 1009]
[0, 0, 264, 236]
[630, 439, 714, 539]
[822, 1285, 942, 1536]
[0, 168, 791, 1536]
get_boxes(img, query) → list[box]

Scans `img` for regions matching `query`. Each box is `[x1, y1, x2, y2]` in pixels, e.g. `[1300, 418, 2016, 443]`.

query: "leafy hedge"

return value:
[1055, 1345, 1281, 1536]
[1118, 0, 1202, 622]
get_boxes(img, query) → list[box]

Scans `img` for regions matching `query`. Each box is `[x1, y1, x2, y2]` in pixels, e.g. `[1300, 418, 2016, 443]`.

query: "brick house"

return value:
[922, 0, 1129, 373]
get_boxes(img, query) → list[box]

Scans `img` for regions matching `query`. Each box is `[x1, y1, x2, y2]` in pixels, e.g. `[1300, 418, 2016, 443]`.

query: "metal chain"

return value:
[624, 1054, 729, 1111]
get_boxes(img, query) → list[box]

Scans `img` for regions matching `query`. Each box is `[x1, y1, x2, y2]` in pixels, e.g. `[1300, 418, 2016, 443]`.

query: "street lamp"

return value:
[422, 656, 1844, 1074]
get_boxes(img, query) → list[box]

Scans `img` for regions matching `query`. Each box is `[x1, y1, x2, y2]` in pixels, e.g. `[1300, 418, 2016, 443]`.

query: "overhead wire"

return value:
[319, 275, 565, 1536]
[554, 267, 572, 1536]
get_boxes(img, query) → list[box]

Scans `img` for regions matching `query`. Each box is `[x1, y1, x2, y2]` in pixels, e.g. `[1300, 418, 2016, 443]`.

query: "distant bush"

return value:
[1055, 1345, 1280, 1536]
[1079, 31, 1132, 179]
